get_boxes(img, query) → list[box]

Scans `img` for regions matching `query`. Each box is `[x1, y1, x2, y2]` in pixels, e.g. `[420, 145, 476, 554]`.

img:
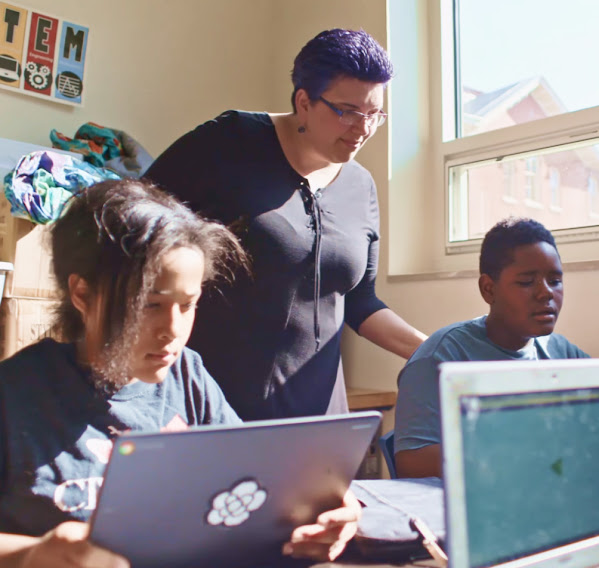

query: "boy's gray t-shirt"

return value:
[394, 315, 590, 454]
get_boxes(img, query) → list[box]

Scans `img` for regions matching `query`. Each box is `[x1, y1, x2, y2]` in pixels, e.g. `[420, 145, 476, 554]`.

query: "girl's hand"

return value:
[20, 521, 129, 568]
[282, 489, 361, 562]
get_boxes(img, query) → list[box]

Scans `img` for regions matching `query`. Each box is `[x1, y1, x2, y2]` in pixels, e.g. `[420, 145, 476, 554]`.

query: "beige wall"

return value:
[2, 0, 598, 397]
[0, 0, 274, 154]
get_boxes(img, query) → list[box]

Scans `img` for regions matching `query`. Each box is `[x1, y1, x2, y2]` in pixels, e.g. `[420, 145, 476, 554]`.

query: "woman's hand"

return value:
[282, 489, 361, 562]
[19, 522, 129, 568]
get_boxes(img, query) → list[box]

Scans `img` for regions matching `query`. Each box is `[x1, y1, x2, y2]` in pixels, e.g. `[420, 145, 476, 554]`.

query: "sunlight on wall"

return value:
[387, 0, 432, 275]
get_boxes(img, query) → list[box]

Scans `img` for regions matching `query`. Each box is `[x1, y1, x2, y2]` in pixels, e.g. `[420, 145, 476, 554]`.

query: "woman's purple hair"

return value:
[291, 28, 394, 111]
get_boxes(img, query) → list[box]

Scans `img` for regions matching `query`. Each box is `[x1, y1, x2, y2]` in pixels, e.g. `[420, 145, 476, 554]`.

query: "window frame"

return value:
[589, 175, 599, 217]
[439, 0, 599, 257]
[502, 161, 517, 203]
[548, 167, 561, 211]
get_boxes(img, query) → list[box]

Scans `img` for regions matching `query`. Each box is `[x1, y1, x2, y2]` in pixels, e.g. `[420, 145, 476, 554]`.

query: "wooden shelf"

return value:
[346, 387, 396, 411]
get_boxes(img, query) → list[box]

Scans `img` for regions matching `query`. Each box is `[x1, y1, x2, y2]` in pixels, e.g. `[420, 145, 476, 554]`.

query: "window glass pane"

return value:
[457, 0, 599, 138]
[448, 138, 599, 242]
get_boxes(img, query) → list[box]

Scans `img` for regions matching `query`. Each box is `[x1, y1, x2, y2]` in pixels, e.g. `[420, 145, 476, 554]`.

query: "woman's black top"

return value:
[145, 110, 386, 420]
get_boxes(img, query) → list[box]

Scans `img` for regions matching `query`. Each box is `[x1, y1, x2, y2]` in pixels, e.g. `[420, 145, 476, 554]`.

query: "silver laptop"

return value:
[440, 359, 599, 568]
[89, 411, 381, 568]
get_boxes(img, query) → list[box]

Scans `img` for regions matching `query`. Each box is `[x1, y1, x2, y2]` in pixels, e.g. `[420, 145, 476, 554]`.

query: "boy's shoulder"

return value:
[537, 332, 590, 359]
[410, 316, 489, 361]
[428, 315, 487, 341]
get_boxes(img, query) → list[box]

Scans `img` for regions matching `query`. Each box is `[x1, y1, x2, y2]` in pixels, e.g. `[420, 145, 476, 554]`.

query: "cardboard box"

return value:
[0, 197, 57, 298]
[0, 261, 13, 298]
[0, 137, 71, 299]
[0, 296, 61, 360]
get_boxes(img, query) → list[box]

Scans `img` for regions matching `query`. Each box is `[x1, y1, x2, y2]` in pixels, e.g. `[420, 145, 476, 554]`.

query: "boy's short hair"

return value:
[479, 217, 559, 280]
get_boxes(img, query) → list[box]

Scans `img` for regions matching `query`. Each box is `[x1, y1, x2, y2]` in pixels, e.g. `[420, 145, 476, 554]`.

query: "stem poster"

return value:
[0, 2, 88, 105]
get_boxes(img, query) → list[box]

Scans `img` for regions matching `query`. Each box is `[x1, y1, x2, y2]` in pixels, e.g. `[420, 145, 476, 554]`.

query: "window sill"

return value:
[388, 258, 599, 283]
[524, 198, 543, 209]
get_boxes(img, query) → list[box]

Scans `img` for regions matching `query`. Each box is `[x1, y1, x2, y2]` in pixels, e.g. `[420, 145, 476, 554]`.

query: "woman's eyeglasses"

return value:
[319, 96, 387, 127]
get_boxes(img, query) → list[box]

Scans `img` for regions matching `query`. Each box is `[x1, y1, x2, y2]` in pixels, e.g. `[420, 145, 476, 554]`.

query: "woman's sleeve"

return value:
[344, 180, 387, 331]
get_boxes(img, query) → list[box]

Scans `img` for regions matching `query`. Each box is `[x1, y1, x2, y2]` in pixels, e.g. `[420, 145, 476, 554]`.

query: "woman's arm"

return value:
[0, 522, 129, 568]
[359, 308, 427, 360]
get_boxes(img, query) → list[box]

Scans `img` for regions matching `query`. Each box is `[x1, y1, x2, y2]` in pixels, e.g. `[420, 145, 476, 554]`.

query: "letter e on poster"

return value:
[23, 12, 57, 96]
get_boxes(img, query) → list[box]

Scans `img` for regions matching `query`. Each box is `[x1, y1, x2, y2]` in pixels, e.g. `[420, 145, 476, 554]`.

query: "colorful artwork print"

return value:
[23, 12, 57, 95]
[0, 2, 88, 105]
[54, 20, 87, 102]
[0, 2, 26, 86]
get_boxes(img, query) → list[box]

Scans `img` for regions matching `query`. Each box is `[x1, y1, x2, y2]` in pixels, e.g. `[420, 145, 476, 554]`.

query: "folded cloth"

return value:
[349, 478, 445, 563]
[50, 122, 153, 177]
[3, 150, 120, 224]
[104, 127, 154, 177]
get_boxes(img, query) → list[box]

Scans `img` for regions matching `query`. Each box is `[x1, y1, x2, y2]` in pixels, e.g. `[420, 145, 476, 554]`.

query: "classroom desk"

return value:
[346, 388, 396, 478]
[316, 478, 445, 568]
[346, 388, 397, 411]
[304, 541, 446, 568]
[309, 558, 443, 567]
[310, 562, 423, 568]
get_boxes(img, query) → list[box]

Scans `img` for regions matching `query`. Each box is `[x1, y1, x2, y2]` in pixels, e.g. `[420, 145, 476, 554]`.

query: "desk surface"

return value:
[346, 388, 396, 411]
[310, 559, 441, 567]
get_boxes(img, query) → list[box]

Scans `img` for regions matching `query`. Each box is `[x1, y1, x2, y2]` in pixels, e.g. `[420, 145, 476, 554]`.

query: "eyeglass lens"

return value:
[340, 111, 386, 127]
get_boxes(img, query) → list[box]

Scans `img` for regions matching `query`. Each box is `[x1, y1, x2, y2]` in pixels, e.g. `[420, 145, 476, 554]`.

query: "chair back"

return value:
[378, 430, 397, 478]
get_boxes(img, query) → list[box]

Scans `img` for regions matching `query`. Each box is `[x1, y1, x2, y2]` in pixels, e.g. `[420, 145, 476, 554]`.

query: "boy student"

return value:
[0, 179, 360, 568]
[393, 218, 589, 479]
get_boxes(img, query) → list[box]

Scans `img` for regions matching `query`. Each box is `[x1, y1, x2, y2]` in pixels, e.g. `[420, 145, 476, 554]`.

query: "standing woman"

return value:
[145, 28, 426, 421]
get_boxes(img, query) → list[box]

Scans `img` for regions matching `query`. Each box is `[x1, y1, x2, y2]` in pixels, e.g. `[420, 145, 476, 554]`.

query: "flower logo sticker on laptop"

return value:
[206, 479, 267, 527]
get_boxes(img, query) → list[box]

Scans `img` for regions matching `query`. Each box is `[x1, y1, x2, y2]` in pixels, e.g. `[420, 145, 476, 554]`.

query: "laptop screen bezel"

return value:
[440, 358, 599, 568]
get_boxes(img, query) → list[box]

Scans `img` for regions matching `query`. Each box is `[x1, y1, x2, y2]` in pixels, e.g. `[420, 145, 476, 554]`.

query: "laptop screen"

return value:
[460, 388, 599, 568]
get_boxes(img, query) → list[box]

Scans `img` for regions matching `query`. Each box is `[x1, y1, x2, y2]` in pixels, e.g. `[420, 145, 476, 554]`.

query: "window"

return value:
[440, 0, 599, 256]
[524, 157, 540, 204]
[456, 0, 599, 140]
[502, 161, 516, 203]
[589, 176, 599, 217]
[549, 168, 561, 210]
[448, 138, 599, 245]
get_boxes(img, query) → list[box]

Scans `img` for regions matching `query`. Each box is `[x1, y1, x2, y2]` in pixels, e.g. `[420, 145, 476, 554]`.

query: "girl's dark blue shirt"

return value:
[0, 339, 240, 536]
